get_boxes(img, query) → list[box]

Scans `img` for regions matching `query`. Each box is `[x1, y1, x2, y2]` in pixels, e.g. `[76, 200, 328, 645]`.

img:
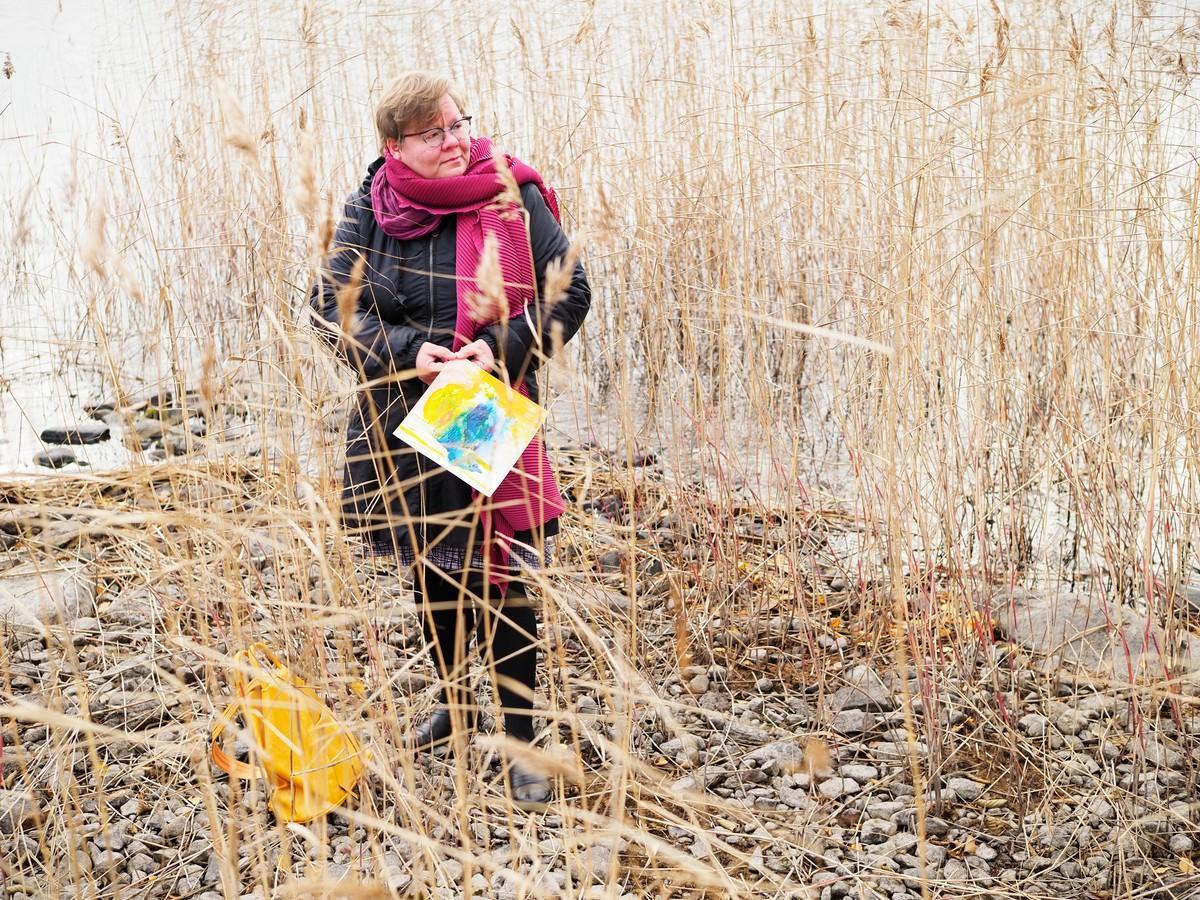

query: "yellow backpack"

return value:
[210, 643, 365, 823]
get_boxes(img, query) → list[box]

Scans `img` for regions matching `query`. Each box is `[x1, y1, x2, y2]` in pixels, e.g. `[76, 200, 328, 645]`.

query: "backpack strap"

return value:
[210, 699, 260, 781]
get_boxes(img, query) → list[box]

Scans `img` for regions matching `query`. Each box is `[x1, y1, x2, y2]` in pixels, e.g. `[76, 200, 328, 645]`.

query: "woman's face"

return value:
[388, 94, 470, 179]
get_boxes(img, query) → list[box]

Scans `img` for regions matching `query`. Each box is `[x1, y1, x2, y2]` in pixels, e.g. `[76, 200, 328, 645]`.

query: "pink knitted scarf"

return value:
[371, 136, 566, 583]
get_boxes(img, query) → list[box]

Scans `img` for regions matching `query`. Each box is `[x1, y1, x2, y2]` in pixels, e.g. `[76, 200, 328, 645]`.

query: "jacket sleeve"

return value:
[308, 195, 425, 382]
[478, 183, 591, 382]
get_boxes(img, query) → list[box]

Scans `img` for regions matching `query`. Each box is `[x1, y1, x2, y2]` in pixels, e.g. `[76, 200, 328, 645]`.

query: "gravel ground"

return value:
[2, 464, 1199, 898]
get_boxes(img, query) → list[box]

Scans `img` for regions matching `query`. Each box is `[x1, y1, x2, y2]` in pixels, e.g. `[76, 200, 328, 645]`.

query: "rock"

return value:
[1170, 834, 1194, 853]
[1048, 701, 1088, 736]
[164, 425, 204, 457]
[0, 564, 97, 630]
[90, 846, 123, 871]
[981, 588, 1200, 677]
[0, 790, 38, 833]
[1143, 736, 1183, 769]
[597, 550, 623, 572]
[31, 521, 88, 550]
[89, 692, 170, 730]
[33, 448, 78, 469]
[744, 740, 804, 776]
[101, 590, 162, 627]
[570, 845, 614, 882]
[945, 777, 984, 803]
[866, 799, 905, 819]
[818, 777, 860, 800]
[840, 764, 879, 783]
[828, 665, 895, 712]
[1018, 713, 1048, 737]
[177, 869, 203, 895]
[872, 741, 928, 759]
[687, 673, 710, 694]
[204, 853, 221, 884]
[830, 709, 876, 735]
[942, 859, 970, 881]
[128, 852, 157, 873]
[39, 422, 111, 445]
[860, 818, 896, 844]
[122, 418, 167, 451]
[160, 812, 191, 840]
[923, 844, 948, 865]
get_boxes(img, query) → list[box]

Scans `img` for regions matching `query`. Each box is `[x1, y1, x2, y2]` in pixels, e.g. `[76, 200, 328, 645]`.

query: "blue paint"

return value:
[434, 394, 502, 473]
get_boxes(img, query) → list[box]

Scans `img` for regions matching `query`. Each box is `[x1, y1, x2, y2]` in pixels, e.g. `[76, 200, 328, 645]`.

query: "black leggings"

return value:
[413, 565, 538, 743]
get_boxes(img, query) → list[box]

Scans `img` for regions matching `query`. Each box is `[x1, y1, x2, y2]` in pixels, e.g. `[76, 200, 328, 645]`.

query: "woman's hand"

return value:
[454, 339, 495, 372]
[415, 342, 456, 384]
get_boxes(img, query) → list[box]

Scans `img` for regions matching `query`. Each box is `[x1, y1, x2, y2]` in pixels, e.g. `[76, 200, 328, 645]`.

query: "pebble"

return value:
[872, 741, 929, 758]
[160, 812, 192, 840]
[859, 818, 896, 844]
[828, 665, 895, 712]
[830, 709, 876, 735]
[0, 790, 38, 834]
[942, 859, 970, 881]
[866, 799, 904, 819]
[1019, 713, 1048, 737]
[745, 740, 805, 776]
[39, 422, 111, 445]
[571, 845, 614, 882]
[945, 776, 984, 803]
[923, 843, 947, 865]
[1143, 737, 1184, 769]
[33, 448, 78, 469]
[688, 673, 710, 694]
[818, 777, 861, 800]
[1170, 834, 1194, 853]
[840, 764, 878, 783]
[1049, 702, 1088, 736]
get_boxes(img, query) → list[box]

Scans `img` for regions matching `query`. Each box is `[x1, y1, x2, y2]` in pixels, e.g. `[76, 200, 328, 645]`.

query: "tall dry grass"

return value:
[2, 0, 1200, 896]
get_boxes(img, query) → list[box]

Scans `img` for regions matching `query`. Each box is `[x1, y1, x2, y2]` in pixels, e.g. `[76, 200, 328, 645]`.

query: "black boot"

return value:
[506, 758, 552, 811]
[412, 702, 476, 753]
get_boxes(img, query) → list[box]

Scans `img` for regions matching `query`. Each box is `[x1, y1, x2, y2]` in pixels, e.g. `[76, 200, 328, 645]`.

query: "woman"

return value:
[309, 71, 590, 808]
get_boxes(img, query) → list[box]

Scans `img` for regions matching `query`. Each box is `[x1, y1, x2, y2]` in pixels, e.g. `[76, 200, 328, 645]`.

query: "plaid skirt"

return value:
[366, 527, 556, 574]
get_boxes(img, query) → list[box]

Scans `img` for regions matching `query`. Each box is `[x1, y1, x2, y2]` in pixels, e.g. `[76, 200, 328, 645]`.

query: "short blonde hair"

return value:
[375, 71, 467, 153]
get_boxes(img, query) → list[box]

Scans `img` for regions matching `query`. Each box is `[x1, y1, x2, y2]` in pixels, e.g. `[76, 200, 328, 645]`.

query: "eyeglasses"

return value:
[402, 116, 472, 148]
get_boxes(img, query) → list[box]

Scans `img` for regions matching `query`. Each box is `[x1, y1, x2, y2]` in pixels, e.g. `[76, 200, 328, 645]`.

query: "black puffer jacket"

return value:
[309, 157, 591, 555]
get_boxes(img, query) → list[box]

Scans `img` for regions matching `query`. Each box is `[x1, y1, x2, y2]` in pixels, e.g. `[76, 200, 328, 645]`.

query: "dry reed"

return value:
[2, 1, 1200, 897]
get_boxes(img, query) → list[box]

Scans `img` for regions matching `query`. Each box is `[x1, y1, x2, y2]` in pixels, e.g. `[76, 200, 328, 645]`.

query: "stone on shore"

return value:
[0, 789, 38, 834]
[32, 448, 78, 469]
[38, 422, 111, 445]
[982, 588, 1200, 677]
[0, 564, 96, 629]
[828, 665, 895, 712]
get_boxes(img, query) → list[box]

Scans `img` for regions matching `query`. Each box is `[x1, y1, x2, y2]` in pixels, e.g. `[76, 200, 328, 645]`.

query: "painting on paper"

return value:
[395, 361, 546, 496]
